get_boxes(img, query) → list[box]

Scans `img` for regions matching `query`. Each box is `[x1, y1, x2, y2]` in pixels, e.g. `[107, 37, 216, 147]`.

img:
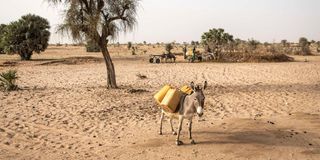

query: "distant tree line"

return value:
[200, 28, 318, 61]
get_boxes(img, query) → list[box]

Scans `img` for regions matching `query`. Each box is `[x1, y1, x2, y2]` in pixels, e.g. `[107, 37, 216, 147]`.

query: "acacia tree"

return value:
[2, 14, 50, 60]
[49, 0, 139, 88]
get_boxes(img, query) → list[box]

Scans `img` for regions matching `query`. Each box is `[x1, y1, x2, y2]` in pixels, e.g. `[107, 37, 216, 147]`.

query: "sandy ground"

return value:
[0, 46, 320, 160]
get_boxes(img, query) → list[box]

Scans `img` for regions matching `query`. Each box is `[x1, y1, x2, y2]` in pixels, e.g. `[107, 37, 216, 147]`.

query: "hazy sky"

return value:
[0, 0, 319, 44]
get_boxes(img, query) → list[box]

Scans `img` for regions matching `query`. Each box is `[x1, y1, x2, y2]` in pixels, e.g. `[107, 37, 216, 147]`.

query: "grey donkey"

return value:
[159, 81, 207, 146]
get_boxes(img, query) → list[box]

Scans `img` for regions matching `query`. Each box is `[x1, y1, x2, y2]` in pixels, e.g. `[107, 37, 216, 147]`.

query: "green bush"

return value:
[3, 14, 50, 60]
[0, 70, 18, 91]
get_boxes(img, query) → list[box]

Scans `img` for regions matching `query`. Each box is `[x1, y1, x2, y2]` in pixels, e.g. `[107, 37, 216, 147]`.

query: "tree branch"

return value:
[80, 0, 91, 13]
[108, 4, 129, 22]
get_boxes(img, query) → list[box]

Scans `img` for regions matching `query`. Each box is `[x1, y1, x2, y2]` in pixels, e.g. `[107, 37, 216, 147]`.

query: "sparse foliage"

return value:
[0, 70, 18, 91]
[48, 0, 140, 88]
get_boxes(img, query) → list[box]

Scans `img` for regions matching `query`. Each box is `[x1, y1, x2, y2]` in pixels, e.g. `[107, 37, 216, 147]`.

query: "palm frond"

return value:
[0, 70, 18, 91]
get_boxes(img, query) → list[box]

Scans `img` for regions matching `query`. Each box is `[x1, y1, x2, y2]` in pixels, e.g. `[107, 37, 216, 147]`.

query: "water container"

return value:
[160, 89, 182, 113]
[180, 85, 193, 95]
[186, 50, 193, 56]
[154, 85, 172, 104]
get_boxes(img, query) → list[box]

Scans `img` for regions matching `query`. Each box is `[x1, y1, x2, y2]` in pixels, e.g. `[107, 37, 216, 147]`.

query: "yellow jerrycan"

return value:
[180, 85, 193, 95]
[160, 89, 182, 113]
[154, 85, 172, 104]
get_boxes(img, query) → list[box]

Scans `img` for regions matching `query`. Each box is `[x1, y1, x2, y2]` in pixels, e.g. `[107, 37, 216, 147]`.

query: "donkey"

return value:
[159, 81, 207, 146]
[161, 53, 176, 63]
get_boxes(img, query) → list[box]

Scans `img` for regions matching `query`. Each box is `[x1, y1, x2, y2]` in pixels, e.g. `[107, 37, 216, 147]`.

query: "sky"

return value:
[0, 0, 319, 44]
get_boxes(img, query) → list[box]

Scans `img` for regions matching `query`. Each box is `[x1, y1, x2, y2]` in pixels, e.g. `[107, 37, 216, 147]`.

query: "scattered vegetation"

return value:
[199, 28, 297, 62]
[0, 70, 18, 91]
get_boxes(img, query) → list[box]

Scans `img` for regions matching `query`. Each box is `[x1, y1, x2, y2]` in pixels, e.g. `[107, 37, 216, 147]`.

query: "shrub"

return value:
[128, 42, 132, 49]
[86, 40, 100, 52]
[299, 37, 311, 55]
[165, 43, 173, 53]
[0, 70, 18, 91]
[3, 14, 50, 60]
[247, 39, 260, 53]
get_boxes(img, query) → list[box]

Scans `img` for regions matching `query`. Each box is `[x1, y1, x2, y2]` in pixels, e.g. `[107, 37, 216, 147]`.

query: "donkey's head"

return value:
[190, 81, 207, 117]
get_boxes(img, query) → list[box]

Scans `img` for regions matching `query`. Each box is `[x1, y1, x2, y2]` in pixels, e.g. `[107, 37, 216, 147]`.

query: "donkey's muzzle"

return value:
[197, 106, 203, 117]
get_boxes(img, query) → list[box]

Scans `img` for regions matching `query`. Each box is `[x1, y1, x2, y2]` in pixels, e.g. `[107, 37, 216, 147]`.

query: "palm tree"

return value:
[48, 0, 140, 88]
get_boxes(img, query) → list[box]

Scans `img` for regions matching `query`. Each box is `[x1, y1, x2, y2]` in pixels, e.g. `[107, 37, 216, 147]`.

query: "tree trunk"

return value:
[100, 44, 117, 88]
[19, 51, 32, 60]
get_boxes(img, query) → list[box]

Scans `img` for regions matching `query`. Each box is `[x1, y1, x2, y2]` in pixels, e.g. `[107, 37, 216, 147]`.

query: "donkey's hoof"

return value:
[159, 132, 162, 135]
[172, 131, 177, 135]
[190, 139, 196, 145]
[176, 140, 183, 146]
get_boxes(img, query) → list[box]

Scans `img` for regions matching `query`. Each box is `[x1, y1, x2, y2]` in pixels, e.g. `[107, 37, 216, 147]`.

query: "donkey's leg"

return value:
[188, 119, 195, 144]
[159, 111, 164, 135]
[169, 118, 177, 135]
[176, 116, 184, 146]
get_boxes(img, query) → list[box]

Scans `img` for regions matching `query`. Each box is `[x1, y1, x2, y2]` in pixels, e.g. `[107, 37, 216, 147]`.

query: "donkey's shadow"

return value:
[194, 129, 318, 148]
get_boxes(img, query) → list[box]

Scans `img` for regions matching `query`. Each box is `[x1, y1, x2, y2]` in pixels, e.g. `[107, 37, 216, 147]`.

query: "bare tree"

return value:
[48, 0, 140, 88]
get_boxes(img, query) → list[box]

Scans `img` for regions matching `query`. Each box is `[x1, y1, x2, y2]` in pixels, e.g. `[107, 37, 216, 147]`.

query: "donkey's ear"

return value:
[190, 81, 195, 90]
[203, 81, 208, 90]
